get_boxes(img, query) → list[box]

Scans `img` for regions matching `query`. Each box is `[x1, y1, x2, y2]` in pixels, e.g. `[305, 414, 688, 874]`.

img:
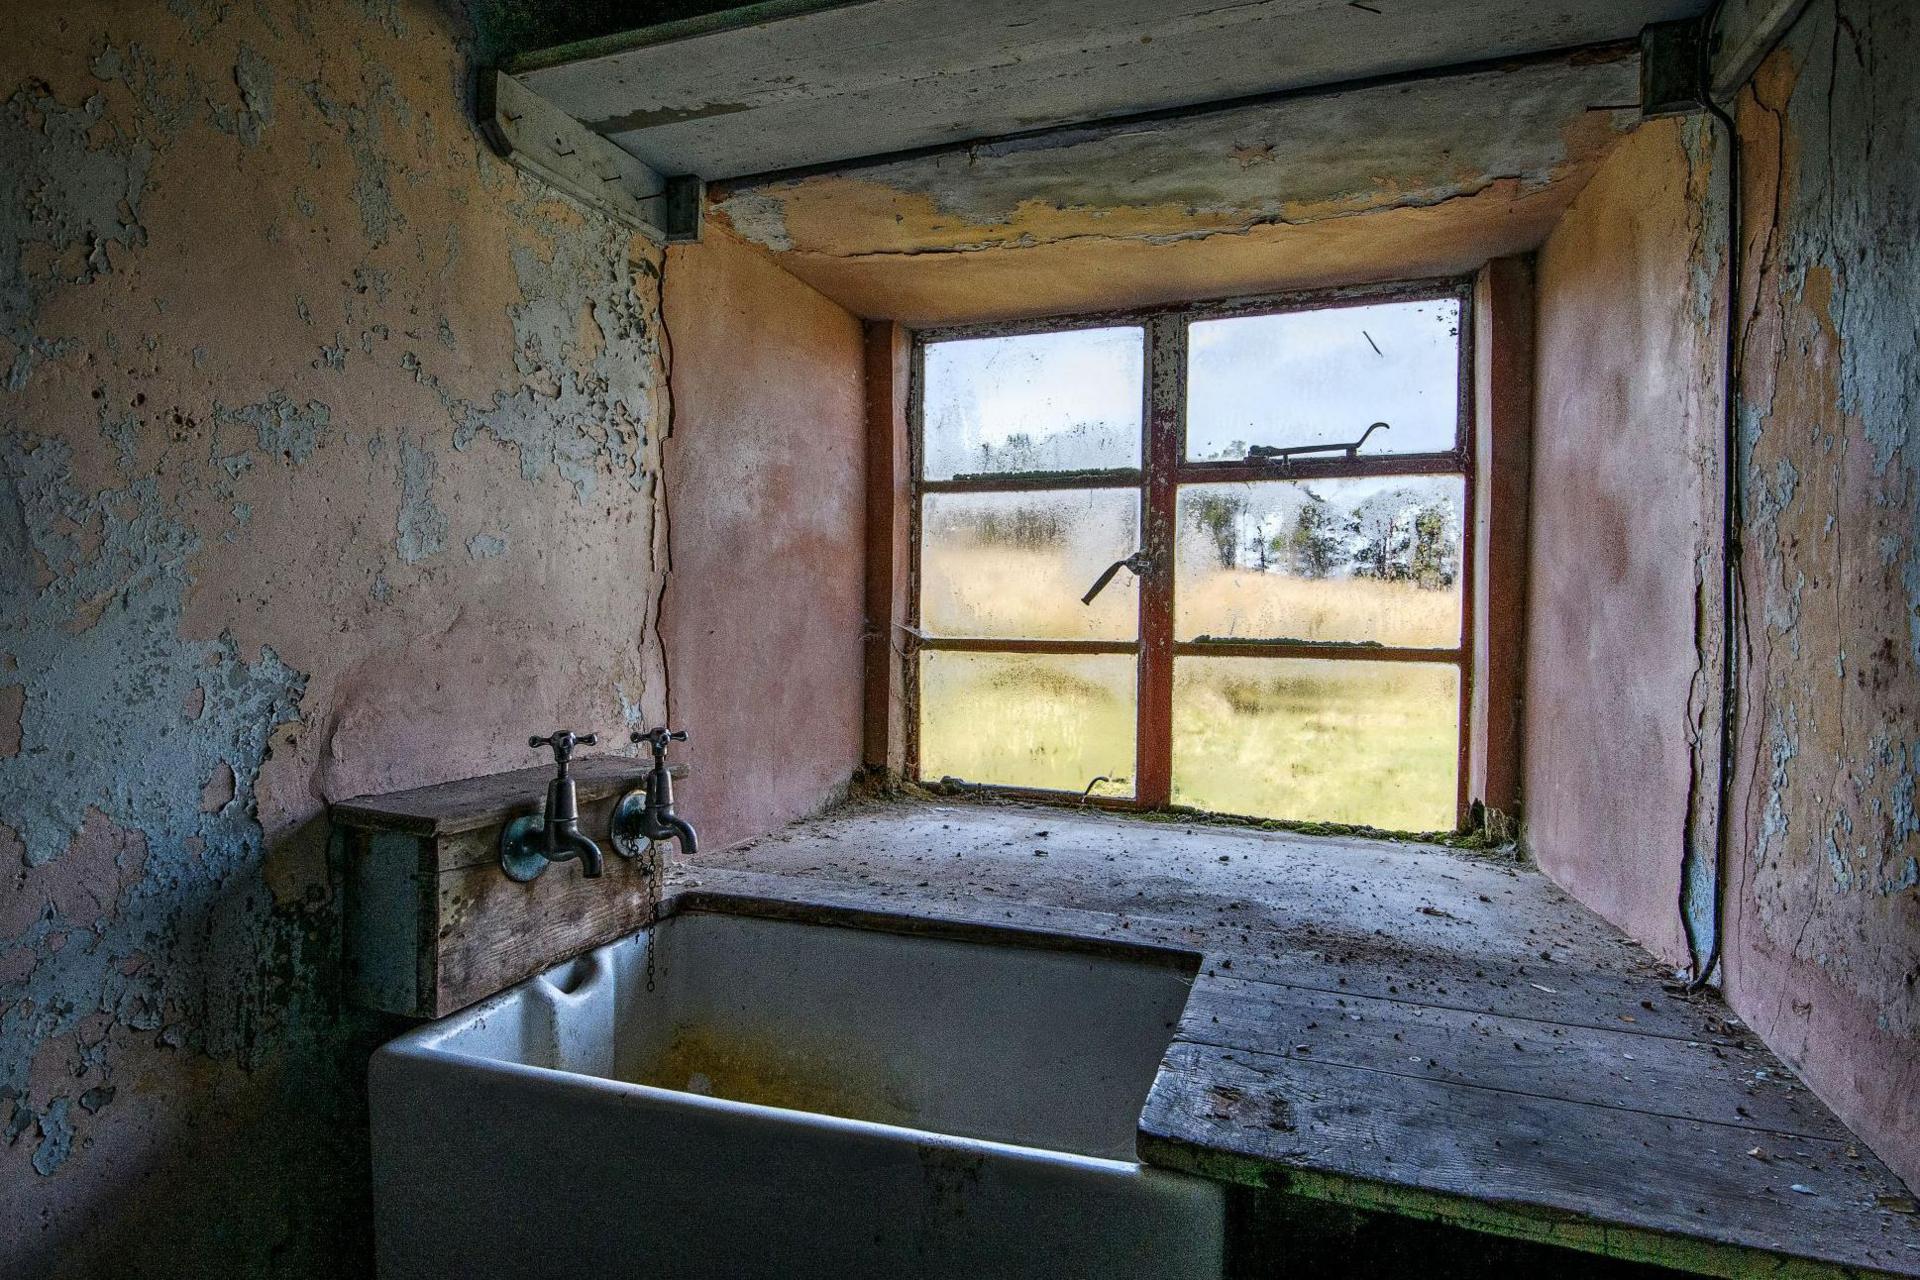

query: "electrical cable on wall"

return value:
[1685, 0, 1781, 993]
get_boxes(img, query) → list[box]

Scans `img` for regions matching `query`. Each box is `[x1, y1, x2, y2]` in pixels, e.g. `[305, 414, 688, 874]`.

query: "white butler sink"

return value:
[369, 909, 1224, 1279]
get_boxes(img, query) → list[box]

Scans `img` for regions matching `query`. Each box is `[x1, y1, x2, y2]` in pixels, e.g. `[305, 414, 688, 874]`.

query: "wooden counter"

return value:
[662, 798, 1920, 1279]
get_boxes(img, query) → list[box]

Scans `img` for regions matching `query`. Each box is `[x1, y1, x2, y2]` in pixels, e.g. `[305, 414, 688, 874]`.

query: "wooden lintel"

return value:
[479, 71, 702, 242]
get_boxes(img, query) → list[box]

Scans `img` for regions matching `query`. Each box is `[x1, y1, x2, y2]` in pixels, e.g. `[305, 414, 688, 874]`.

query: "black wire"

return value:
[1688, 0, 1744, 993]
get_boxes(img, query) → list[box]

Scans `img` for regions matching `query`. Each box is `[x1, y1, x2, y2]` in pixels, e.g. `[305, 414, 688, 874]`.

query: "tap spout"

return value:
[546, 823, 605, 877]
[661, 815, 698, 857]
[540, 773, 604, 878]
[499, 730, 607, 883]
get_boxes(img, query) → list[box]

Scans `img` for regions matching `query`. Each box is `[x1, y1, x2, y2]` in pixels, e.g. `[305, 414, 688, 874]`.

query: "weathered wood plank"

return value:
[332, 755, 680, 836]
[511, 0, 1703, 180]
[1141, 1041, 1920, 1279]
[1195, 939, 1724, 1044]
[337, 756, 694, 1015]
[479, 71, 701, 240]
[433, 788, 658, 1013]
[341, 828, 429, 1013]
[1181, 975, 1852, 1142]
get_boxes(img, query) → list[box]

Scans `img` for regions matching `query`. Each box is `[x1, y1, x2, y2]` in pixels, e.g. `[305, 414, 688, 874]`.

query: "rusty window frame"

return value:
[906, 275, 1476, 829]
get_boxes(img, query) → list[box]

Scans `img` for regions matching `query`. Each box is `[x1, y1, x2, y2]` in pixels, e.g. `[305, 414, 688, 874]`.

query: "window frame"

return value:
[906, 275, 1476, 830]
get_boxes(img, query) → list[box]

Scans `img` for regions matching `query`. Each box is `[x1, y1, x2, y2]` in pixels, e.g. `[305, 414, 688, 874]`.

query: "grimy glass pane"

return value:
[1176, 477, 1463, 647]
[1173, 658, 1458, 830]
[921, 489, 1141, 640]
[919, 651, 1136, 797]
[1186, 299, 1460, 461]
[922, 327, 1144, 480]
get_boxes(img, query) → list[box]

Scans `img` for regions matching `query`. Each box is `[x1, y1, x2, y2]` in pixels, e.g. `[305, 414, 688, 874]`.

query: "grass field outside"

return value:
[918, 544, 1462, 830]
[1171, 657, 1458, 830]
[919, 651, 1138, 798]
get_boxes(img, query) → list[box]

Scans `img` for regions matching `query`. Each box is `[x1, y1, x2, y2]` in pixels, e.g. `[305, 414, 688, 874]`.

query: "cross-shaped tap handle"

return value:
[529, 730, 596, 765]
[630, 727, 688, 763]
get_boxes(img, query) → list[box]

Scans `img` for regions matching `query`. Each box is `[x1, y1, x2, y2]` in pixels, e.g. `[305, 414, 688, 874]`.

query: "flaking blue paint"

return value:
[30, 1098, 71, 1177]
[233, 44, 275, 143]
[1735, 1, 1920, 1072]
[0, 2, 670, 1265]
[0, 86, 153, 391]
[304, 74, 403, 249]
[396, 438, 448, 563]
[453, 207, 656, 501]
[215, 392, 332, 466]
[0, 428, 308, 1168]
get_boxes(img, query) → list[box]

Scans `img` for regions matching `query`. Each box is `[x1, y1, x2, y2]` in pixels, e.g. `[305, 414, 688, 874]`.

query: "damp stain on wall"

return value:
[1, 1, 671, 1271]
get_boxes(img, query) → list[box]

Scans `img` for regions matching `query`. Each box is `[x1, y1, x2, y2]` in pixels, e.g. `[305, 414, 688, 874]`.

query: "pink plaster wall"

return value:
[1523, 117, 1726, 969]
[660, 229, 867, 853]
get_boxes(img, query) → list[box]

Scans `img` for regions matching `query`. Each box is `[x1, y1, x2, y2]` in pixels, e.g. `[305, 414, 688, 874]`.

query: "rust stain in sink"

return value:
[633, 1023, 918, 1128]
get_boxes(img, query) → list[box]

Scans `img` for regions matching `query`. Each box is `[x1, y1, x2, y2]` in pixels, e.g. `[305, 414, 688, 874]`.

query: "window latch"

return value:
[1081, 551, 1152, 606]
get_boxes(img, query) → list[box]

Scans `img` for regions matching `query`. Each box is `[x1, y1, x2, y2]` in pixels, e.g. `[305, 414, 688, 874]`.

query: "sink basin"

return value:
[370, 909, 1224, 1279]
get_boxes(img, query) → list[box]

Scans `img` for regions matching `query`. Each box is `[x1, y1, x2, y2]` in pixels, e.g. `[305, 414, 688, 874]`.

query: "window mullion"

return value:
[1136, 314, 1183, 809]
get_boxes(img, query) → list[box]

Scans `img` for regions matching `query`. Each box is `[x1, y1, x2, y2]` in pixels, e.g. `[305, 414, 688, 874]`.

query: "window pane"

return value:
[1176, 477, 1463, 647]
[1173, 657, 1458, 830]
[921, 490, 1140, 640]
[922, 327, 1144, 480]
[919, 651, 1135, 797]
[1186, 300, 1460, 461]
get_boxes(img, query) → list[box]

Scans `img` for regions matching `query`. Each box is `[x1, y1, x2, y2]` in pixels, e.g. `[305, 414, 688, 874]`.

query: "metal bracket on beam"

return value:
[479, 70, 702, 243]
[1635, 18, 1712, 118]
[1639, 18, 1709, 118]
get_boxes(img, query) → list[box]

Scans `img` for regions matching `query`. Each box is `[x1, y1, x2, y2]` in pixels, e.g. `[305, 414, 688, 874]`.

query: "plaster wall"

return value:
[1, 2, 676, 1273]
[1524, 117, 1726, 970]
[1526, 0, 1920, 1191]
[1719, 0, 1920, 1192]
[660, 229, 867, 853]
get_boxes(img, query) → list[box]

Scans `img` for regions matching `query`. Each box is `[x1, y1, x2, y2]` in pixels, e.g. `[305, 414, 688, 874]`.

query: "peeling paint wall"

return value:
[660, 228, 867, 852]
[1720, 0, 1920, 1193]
[1524, 116, 1727, 972]
[1, 2, 672, 1272]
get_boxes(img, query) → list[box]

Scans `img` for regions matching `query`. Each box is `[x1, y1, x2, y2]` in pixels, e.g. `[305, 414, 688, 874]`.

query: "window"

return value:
[909, 283, 1472, 832]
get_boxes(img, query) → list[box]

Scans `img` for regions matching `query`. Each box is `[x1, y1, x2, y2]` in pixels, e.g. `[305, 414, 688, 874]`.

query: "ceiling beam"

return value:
[716, 38, 1643, 190]
[509, 0, 1703, 181]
